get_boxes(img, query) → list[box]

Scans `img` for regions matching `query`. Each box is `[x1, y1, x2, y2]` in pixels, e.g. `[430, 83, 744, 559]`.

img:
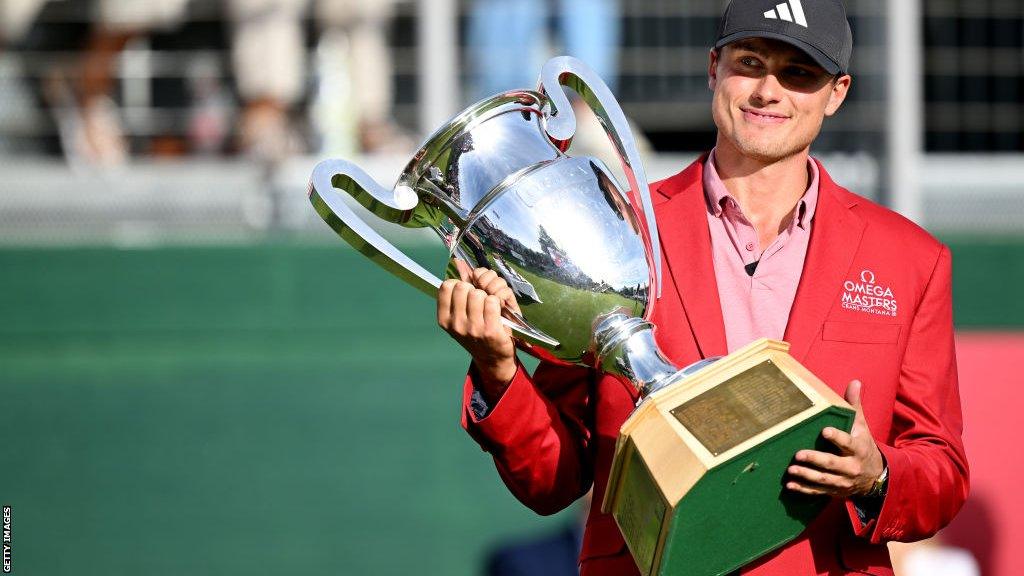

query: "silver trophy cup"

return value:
[309, 56, 697, 397]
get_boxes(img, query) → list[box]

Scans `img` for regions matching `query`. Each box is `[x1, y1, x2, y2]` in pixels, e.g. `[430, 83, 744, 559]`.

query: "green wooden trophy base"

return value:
[602, 339, 855, 576]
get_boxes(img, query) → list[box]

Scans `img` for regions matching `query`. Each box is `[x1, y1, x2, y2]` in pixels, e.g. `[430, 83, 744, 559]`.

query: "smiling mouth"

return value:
[742, 108, 790, 124]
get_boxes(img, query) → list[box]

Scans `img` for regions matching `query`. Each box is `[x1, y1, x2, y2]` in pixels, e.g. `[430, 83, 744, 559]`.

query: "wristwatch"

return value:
[865, 465, 889, 499]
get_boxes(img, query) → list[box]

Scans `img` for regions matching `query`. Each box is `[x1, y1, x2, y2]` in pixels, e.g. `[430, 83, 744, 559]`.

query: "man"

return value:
[437, 1, 969, 574]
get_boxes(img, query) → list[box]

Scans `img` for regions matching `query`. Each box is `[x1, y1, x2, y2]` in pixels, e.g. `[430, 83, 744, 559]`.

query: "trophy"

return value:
[308, 56, 853, 576]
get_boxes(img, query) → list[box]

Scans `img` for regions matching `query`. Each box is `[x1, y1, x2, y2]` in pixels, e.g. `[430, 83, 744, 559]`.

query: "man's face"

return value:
[708, 37, 851, 163]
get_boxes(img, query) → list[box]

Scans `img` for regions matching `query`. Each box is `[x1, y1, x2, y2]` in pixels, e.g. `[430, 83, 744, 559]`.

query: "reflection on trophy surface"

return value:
[308, 55, 685, 397]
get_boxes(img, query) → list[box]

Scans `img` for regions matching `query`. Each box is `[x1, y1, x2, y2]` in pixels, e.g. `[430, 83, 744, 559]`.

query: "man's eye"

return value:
[739, 57, 759, 67]
[788, 67, 812, 77]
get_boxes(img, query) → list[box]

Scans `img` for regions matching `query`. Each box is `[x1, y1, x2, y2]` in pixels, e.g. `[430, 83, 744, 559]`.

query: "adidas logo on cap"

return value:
[764, 0, 808, 28]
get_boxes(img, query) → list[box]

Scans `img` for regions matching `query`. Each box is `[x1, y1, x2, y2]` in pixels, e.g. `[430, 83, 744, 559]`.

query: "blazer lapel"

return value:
[784, 162, 866, 362]
[655, 160, 728, 359]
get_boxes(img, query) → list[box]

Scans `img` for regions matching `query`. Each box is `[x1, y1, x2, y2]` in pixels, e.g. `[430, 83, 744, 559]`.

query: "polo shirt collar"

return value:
[703, 148, 821, 229]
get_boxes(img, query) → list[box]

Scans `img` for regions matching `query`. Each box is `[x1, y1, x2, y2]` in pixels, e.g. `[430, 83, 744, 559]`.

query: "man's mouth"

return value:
[741, 108, 790, 124]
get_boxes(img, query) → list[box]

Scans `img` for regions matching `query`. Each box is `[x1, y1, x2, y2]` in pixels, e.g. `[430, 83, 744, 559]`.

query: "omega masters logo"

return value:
[842, 270, 898, 317]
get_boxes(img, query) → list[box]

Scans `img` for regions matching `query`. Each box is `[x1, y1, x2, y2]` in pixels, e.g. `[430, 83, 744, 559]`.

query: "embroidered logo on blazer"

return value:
[841, 270, 898, 317]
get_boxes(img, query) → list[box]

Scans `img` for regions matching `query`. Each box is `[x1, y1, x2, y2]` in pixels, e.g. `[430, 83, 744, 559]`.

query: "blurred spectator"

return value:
[7, 0, 199, 165]
[33, 0, 190, 167]
[313, 0, 410, 155]
[186, 54, 232, 157]
[466, 0, 620, 100]
[227, 0, 307, 163]
[465, 0, 631, 178]
[9, 0, 407, 167]
[229, 0, 410, 160]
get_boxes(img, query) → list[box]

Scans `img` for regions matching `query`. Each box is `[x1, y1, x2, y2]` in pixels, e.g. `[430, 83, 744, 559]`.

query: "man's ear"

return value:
[708, 49, 721, 91]
[825, 74, 852, 116]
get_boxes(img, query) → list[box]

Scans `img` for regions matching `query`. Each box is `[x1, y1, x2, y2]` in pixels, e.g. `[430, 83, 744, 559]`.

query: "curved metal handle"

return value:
[308, 159, 559, 348]
[537, 56, 662, 298]
[309, 158, 438, 298]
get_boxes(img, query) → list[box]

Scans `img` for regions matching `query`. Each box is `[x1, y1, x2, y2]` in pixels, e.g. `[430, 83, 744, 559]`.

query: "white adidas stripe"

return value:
[764, 0, 809, 28]
[777, 2, 793, 23]
[788, 0, 809, 27]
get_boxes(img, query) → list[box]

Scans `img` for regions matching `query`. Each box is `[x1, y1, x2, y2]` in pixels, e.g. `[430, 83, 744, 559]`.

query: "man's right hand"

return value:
[437, 264, 518, 404]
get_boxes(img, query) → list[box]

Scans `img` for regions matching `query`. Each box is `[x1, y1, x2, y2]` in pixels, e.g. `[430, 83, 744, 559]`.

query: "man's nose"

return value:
[752, 73, 784, 104]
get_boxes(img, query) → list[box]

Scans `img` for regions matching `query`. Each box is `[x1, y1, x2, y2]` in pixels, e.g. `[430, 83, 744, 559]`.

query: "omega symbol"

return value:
[860, 270, 876, 284]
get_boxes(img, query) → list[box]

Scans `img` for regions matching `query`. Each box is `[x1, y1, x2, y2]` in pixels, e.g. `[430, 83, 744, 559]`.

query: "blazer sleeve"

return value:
[460, 358, 595, 516]
[847, 245, 970, 542]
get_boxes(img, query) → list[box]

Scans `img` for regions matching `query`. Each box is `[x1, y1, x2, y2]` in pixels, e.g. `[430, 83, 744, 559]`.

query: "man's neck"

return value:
[712, 139, 812, 249]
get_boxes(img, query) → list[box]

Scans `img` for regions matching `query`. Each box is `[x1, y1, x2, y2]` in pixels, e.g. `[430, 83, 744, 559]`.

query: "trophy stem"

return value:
[593, 313, 684, 398]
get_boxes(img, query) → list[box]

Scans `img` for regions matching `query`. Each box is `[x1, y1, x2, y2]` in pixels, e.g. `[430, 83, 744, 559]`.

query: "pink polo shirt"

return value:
[703, 149, 820, 353]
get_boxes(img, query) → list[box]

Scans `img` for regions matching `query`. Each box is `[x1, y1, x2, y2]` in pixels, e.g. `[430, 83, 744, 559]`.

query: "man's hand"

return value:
[437, 261, 519, 404]
[785, 380, 885, 498]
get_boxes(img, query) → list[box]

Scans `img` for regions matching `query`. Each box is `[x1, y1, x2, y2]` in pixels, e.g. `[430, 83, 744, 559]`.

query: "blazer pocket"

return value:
[580, 513, 628, 560]
[822, 321, 901, 344]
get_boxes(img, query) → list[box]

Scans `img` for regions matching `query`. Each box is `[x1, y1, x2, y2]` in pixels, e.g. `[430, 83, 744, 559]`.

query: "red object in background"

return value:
[945, 332, 1024, 576]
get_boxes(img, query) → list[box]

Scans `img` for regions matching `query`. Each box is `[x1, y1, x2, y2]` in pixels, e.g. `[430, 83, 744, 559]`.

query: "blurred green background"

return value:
[0, 243, 571, 575]
[1, 238, 1020, 575]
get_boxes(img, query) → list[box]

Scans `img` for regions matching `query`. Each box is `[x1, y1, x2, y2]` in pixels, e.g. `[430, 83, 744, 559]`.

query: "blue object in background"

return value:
[467, 0, 621, 100]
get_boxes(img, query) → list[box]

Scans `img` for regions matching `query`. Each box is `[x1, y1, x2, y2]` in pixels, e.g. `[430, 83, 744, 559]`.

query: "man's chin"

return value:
[732, 136, 805, 164]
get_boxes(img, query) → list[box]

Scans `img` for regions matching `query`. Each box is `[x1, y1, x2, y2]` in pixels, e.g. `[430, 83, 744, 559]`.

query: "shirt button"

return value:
[745, 242, 755, 251]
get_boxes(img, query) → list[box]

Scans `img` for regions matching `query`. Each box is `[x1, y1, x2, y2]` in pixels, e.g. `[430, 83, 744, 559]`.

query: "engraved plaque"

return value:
[671, 360, 813, 456]
[614, 441, 666, 575]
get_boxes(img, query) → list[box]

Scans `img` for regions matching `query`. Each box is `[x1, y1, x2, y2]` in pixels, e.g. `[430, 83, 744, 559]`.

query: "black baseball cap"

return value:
[715, 0, 853, 75]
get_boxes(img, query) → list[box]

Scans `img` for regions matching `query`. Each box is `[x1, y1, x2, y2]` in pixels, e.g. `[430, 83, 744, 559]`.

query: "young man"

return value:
[437, 1, 969, 574]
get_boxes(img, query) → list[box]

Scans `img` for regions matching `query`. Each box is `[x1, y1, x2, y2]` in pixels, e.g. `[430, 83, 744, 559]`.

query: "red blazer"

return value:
[460, 157, 969, 576]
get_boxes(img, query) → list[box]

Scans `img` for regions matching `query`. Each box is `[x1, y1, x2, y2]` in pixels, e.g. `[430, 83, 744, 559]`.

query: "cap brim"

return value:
[715, 31, 843, 75]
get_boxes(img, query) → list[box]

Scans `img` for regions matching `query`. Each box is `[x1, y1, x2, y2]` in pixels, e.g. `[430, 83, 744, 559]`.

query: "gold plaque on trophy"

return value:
[602, 339, 854, 576]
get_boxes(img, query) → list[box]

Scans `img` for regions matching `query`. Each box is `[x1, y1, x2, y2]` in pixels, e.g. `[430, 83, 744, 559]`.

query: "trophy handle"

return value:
[309, 158, 437, 297]
[537, 56, 662, 298]
[309, 159, 560, 348]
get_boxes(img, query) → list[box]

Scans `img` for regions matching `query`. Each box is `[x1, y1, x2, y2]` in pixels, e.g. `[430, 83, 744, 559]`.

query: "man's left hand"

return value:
[785, 380, 885, 498]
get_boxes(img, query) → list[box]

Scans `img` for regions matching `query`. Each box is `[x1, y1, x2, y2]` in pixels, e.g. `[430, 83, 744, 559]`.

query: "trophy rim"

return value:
[398, 90, 548, 188]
